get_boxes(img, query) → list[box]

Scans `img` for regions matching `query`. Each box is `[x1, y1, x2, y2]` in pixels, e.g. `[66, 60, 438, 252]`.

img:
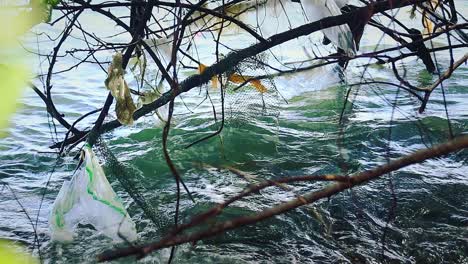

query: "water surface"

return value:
[0, 1, 467, 263]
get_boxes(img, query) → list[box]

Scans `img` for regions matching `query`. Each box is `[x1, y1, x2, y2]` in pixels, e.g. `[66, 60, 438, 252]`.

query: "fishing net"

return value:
[216, 53, 282, 126]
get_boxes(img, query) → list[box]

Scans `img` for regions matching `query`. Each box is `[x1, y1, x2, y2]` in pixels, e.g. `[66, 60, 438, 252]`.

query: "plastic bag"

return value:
[302, 0, 356, 55]
[144, 36, 173, 66]
[105, 52, 137, 125]
[49, 145, 137, 242]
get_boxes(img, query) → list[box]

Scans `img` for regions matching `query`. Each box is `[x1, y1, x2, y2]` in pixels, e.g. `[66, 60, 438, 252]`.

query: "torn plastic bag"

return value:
[301, 0, 356, 55]
[49, 145, 137, 242]
[105, 52, 137, 125]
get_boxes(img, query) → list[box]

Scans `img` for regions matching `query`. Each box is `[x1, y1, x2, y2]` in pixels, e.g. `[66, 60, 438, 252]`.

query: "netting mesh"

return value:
[222, 53, 281, 123]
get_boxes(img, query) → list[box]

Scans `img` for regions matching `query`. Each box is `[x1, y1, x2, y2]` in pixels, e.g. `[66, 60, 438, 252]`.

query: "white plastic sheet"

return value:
[302, 0, 356, 55]
[49, 145, 137, 242]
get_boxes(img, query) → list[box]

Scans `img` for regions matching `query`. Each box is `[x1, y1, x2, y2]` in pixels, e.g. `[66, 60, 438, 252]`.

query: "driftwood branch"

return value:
[98, 135, 468, 262]
[419, 53, 468, 113]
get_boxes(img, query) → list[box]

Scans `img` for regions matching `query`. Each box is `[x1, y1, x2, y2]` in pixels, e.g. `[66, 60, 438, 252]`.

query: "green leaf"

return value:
[0, 6, 31, 137]
[0, 65, 27, 137]
[0, 240, 38, 264]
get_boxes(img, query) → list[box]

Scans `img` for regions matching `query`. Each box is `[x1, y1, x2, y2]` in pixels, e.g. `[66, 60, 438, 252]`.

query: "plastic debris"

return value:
[144, 36, 173, 65]
[301, 0, 356, 55]
[105, 52, 137, 125]
[49, 145, 137, 242]
[138, 89, 168, 123]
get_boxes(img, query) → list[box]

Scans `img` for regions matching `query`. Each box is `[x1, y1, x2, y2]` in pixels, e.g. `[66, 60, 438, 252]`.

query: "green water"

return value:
[1, 2, 468, 263]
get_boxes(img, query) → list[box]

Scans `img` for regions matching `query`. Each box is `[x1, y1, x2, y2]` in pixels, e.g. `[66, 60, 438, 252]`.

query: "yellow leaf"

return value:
[421, 0, 441, 35]
[198, 63, 218, 88]
[211, 76, 218, 88]
[228, 74, 267, 93]
[198, 63, 266, 92]
[250, 79, 268, 93]
[227, 74, 247, 84]
[198, 63, 207, 74]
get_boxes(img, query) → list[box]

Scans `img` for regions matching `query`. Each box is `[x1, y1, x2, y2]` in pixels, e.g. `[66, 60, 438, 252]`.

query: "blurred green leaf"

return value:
[0, 64, 27, 137]
[0, 240, 38, 264]
[0, 0, 60, 135]
[0, 5, 33, 137]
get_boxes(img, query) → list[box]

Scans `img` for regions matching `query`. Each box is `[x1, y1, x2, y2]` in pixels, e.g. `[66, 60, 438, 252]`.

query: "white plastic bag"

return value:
[49, 145, 137, 242]
[302, 0, 356, 55]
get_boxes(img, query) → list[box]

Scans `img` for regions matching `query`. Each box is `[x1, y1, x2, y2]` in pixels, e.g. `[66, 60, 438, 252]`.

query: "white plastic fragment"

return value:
[143, 36, 174, 66]
[49, 145, 137, 242]
[302, 0, 356, 55]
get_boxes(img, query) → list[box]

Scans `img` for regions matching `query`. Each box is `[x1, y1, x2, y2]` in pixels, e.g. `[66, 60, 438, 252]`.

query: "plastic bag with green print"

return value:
[49, 145, 137, 242]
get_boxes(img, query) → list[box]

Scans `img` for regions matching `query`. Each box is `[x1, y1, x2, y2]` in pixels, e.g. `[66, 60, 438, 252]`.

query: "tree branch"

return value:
[98, 134, 468, 262]
[51, 0, 428, 149]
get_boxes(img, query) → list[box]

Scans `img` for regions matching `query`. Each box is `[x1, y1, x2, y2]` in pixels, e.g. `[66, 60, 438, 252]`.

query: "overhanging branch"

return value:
[50, 0, 428, 149]
[97, 134, 468, 261]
